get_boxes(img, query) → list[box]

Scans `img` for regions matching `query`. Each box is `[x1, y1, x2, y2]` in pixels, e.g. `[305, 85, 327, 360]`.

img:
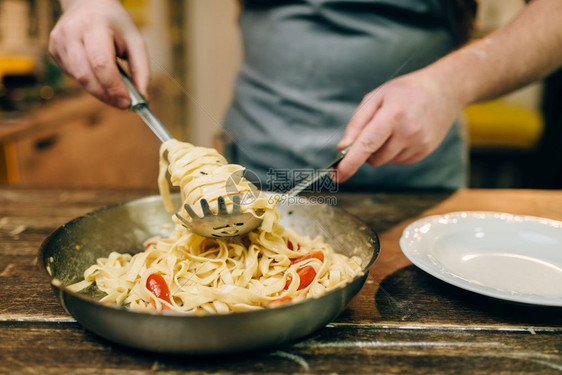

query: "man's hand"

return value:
[49, 0, 149, 108]
[336, 0, 562, 183]
[335, 69, 463, 183]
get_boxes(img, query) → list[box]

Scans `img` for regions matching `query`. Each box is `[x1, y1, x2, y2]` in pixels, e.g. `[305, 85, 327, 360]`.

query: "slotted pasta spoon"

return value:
[119, 62, 350, 238]
[119, 62, 261, 238]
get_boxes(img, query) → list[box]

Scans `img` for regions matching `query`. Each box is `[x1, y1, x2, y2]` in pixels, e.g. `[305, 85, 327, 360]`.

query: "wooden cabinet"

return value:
[0, 94, 161, 188]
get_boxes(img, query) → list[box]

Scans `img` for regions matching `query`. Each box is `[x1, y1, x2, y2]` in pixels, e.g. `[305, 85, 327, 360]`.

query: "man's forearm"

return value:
[428, 0, 562, 107]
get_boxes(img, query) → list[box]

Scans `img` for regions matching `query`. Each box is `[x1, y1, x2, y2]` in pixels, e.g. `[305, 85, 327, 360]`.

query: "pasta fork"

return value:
[119, 62, 257, 239]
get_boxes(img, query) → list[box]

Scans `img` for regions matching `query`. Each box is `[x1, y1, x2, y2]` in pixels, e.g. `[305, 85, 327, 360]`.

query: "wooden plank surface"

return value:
[1, 187, 562, 373]
[1, 322, 561, 374]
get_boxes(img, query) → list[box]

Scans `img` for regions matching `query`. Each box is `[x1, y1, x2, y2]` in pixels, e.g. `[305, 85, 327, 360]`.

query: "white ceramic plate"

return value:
[400, 212, 562, 306]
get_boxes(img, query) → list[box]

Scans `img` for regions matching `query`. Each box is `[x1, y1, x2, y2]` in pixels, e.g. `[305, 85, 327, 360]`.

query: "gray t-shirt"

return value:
[224, 0, 468, 191]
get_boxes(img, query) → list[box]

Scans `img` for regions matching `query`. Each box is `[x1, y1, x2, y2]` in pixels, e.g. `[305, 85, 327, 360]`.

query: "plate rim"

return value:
[400, 211, 562, 307]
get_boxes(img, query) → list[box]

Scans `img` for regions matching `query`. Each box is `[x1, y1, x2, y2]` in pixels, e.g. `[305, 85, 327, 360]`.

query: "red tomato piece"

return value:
[270, 296, 292, 306]
[287, 240, 302, 251]
[291, 251, 324, 265]
[284, 266, 317, 291]
[296, 266, 316, 290]
[146, 273, 171, 304]
[144, 241, 156, 249]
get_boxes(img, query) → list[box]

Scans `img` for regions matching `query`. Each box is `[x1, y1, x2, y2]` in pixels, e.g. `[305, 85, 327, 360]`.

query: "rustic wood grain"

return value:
[1, 187, 562, 373]
[1, 322, 560, 374]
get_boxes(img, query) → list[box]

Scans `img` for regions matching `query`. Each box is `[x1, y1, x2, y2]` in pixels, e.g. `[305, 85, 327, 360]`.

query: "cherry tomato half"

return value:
[284, 266, 317, 290]
[146, 273, 171, 303]
[291, 250, 324, 265]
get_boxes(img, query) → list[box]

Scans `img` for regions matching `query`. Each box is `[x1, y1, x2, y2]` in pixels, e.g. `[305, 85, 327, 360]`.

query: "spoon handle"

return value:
[117, 61, 172, 142]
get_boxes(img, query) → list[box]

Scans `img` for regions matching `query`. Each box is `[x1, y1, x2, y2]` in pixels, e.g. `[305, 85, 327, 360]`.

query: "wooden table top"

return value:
[1, 187, 561, 374]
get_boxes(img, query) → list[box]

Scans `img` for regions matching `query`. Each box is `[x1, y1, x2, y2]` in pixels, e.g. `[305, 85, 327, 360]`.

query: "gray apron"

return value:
[224, 0, 467, 190]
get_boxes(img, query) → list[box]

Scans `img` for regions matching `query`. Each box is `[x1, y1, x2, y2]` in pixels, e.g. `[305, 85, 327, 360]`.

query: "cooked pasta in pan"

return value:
[68, 140, 362, 313]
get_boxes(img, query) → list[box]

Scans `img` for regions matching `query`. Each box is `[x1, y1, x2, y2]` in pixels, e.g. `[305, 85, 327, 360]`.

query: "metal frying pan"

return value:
[38, 195, 379, 354]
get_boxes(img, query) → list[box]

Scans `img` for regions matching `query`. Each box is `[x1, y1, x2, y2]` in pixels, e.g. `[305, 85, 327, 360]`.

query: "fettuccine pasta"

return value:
[68, 140, 362, 313]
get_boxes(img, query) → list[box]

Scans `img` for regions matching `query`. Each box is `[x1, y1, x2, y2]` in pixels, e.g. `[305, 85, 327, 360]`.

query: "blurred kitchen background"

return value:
[0, 0, 559, 189]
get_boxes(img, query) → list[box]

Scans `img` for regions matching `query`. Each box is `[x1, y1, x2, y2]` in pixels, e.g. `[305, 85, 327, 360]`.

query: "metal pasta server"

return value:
[116, 62, 172, 142]
[118, 62, 262, 238]
[118, 61, 351, 239]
